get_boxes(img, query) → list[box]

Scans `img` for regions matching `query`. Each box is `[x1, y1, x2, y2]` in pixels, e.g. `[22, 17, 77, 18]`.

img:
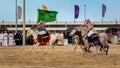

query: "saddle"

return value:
[38, 32, 48, 40]
[87, 34, 99, 43]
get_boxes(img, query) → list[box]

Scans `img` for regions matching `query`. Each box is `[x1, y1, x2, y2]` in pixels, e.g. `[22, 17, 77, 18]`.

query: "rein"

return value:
[31, 29, 38, 40]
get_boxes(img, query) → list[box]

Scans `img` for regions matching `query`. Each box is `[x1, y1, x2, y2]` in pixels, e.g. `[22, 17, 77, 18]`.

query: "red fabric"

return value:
[34, 41, 37, 45]
[38, 33, 50, 46]
[39, 21, 46, 26]
[85, 19, 90, 23]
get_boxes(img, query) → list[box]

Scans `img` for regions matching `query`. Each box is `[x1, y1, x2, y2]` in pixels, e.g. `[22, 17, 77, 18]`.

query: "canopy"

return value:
[106, 26, 120, 31]
[106, 26, 120, 35]
[63, 26, 76, 33]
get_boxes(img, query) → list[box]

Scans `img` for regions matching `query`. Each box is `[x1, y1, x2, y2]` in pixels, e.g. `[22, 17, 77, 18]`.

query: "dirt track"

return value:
[0, 44, 120, 68]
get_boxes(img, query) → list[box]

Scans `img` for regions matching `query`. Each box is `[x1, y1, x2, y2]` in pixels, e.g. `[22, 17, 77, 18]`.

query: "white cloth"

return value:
[64, 39, 68, 45]
[0, 33, 4, 46]
[8, 33, 14, 46]
[3, 33, 8, 46]
[38, 30, 46, 35]
[87, 30, 94, 37]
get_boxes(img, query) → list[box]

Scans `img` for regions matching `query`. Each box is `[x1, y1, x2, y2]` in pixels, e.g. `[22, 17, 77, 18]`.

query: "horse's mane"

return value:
[74, 24, 94, 38]
[31, 26, 36, 30]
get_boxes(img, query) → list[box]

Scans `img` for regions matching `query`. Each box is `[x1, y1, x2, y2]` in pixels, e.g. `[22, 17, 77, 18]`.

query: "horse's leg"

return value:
[51, 40, 56, 48]
[73, 43, 78, 53]
[51, 43, 54, 48]
[101, 40, 109, 55]
[105, 45, 109, 55]
[86, 43, 92, 53]
[103, 44, 109, 55]
[95, 45, 101, 55]
[29, 41, 39, 54]
[80, 44, 88, 55]
[49, 41, 54, 49]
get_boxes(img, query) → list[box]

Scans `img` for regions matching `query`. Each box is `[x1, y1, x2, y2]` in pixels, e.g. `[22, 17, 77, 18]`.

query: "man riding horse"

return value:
[35, 21, 50, 45]
[84, 19, 103, 49]
[36, 21, 47, 35]
[70, 19, 109, 55]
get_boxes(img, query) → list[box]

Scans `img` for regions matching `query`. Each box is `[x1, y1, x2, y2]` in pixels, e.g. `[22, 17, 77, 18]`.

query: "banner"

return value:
[74, 5, 79, 18]
[102, 4, 106, 17]
[36, 9, 58, 22]
[17, 6, 22, 19]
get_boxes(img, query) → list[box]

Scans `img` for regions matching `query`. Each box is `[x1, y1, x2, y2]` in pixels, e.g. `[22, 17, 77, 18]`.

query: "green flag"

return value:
[36, 9, 58, 23]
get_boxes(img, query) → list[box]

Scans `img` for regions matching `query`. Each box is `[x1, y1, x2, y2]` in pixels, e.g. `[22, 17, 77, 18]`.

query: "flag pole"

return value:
[15, 0, 18, 33]
[74, 5, 75, 23]
[102, 17, 103, 23]
[84, 4, 86, 21]
[102, 17, 103, 28]
[23, 0, 26, 45]
[115, 18, 118, 25]
[74, 18, 76, 23]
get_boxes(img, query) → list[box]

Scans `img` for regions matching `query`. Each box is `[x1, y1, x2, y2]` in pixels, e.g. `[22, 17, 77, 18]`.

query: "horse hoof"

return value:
[100, 48, 102, 51]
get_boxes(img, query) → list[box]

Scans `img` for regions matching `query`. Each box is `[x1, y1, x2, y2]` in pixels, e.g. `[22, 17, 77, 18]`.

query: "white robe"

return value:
[8, 33, 14, 46]
[0, 33, 4, 46]
[3, 33, 8, 46]
[38, 30, 46, 35]
[87, 30, 94, 37]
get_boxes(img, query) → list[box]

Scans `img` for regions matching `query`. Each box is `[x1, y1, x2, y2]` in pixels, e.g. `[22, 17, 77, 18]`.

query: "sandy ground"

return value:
[0, 44, 120, 68]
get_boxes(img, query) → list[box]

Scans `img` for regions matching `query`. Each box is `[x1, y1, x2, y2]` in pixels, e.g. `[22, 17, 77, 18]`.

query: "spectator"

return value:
[0, 31, 4, 46]
[14, 31, 23, 45]
[116, 30, 120, 42]
[63, 32, 68, 45]
[3, 31, 8, 46]
[72, 36, 75, 45]
[8, 31, 14, 46]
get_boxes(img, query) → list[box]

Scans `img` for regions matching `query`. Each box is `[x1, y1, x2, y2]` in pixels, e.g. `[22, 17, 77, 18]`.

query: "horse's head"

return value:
[26, 29, 33, 37]
[70, 26, 81, 36]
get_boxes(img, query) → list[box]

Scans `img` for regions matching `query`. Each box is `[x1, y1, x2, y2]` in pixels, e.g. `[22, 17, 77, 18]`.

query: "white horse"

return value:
[26, 29, 40, 46]
[49, 33, 58, 48]
[26, 28, 63, 48]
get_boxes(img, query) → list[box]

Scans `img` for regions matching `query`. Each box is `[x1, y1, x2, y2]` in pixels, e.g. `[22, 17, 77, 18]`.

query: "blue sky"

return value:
[0, 0, 120, 22]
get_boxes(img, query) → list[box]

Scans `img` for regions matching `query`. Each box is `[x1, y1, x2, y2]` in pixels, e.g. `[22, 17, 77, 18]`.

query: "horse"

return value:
[26, 28, 61, 48]
[70, 21, 109, 55]
[26, 28, 50, 46]
[70, 26, 89, 54]
[49, 32, 58, 48]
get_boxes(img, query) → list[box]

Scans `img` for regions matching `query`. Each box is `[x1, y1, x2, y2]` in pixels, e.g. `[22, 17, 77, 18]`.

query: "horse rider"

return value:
[84, 19, 102, 47]
[36, 20, 48, 40]
[36, 21, 47, 35]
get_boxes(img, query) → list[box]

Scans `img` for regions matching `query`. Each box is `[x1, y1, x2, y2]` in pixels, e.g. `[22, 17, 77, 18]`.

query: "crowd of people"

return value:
[0, 31, 14, 46]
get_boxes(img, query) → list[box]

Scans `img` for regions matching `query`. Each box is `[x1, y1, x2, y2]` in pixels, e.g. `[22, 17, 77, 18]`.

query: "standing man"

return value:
[3, 31, 8, 46]
[64, 32, 68, 45]
[116, 30, 120, 42]
[8, 31, 14, 46]
[0, 31, 4, 46]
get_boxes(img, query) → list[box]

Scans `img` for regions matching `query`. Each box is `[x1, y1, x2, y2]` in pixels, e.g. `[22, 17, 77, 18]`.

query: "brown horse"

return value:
[70, 22, 109, 55]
